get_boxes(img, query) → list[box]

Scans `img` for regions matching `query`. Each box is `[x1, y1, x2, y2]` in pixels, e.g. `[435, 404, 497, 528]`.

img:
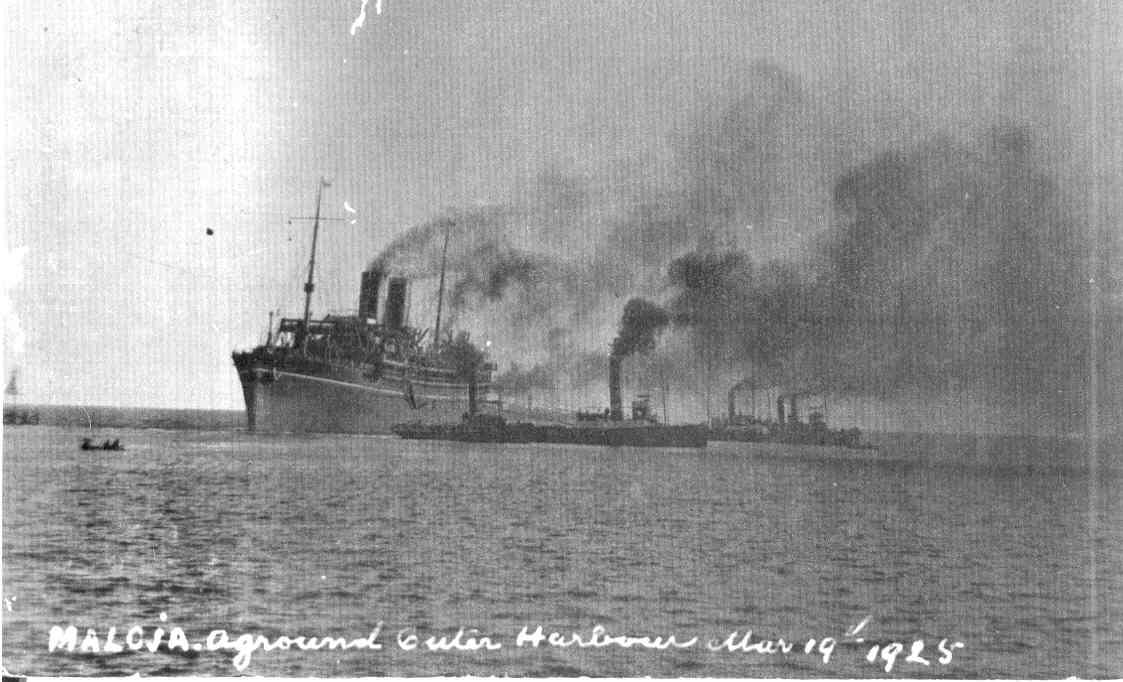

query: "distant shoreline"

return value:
[3, 403, 244, 431]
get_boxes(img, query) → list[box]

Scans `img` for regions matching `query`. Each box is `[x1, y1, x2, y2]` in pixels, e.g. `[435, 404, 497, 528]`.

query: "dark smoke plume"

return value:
[449, 244, 551, 310]
[367, 61, 830, 335]
[611, 298, 670, 358]
[665, 128, 1122, 426]
[364, 58, 1120, 430]
[667, 250, 808, 379]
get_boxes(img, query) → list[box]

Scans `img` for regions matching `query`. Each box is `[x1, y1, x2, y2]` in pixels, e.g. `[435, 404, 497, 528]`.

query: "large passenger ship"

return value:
[232, 181, 494, 434]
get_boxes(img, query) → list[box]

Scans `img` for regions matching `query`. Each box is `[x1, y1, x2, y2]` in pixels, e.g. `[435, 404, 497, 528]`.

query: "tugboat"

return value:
[709, 381, 875, 450]
[80, 438, 125, 451]
[393, 356, 707, 448]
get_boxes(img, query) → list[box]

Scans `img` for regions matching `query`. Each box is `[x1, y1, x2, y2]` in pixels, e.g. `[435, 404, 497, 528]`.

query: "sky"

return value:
[3, 0, 1120, 431]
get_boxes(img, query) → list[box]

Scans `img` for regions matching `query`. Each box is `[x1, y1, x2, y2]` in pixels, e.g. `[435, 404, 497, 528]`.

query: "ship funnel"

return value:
[384, 277, 409, 329]
[467, 381, 479, 416]
[609, 355, 623, 421]
[359, 269, 383, 322]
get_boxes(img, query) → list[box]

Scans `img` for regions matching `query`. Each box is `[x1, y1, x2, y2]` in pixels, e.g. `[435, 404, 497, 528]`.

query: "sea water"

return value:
[3, 425, 1120, 677]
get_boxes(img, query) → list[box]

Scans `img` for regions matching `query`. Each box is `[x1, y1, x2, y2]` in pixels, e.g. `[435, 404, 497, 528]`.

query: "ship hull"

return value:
[707, 426, 874, 450]
[236, 365, 473, 435]
[392, 418, 708, 448]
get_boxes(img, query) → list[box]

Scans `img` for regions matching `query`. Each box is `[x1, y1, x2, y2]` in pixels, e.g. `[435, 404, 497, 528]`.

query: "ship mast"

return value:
[432, 220, 452, 349]
[300, 178, 330, 351]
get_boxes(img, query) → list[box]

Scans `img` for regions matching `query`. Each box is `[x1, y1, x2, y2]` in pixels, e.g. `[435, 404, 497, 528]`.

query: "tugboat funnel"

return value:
[609, 355, 623, 422]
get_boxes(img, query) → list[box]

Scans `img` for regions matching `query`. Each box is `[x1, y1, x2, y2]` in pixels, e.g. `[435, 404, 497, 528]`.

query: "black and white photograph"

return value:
[3, 0, 1121, 677]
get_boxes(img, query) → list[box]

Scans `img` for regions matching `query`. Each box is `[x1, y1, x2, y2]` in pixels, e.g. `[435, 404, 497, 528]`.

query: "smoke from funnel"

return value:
[362, 58, 1120, 431]
[449, 245, 551, 311]
[611, 298, 670, 358]
[664, 128, 1121, 428]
